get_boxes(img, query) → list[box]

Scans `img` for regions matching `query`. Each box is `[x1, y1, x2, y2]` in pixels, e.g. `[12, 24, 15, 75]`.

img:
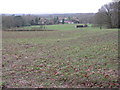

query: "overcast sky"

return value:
[0, 0, 113, 14]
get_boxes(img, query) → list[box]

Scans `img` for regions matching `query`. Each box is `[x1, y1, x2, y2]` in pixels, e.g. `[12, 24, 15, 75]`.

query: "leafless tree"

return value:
[95, 1, 120, 28]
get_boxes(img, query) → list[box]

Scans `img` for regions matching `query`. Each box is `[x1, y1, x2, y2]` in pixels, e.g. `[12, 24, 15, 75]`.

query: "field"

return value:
[2, 24, 119, 88]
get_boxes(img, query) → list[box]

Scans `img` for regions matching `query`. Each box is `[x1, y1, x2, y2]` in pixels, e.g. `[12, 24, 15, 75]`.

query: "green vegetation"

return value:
[17, 24, 93, 31]
[46, 24, 92, 30]
[2, 24, 119, 88]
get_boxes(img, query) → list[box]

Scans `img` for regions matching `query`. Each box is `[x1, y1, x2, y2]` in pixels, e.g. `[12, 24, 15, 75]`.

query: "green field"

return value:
[2, 24, 119, 88]
[18, 24, 92, 31]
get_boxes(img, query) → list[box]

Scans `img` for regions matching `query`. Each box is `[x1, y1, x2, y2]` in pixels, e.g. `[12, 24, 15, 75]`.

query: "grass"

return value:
[17, 24, 93, 31]
[2, 24, 119, 88]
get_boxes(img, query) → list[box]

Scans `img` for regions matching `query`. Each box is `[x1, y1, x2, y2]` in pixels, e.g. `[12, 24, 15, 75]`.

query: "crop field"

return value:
[2, 24, 119, 88]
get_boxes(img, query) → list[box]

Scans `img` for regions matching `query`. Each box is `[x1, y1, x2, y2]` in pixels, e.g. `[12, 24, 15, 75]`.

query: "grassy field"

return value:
[17, 24, 92, 31]
[2, 24, 119, 88]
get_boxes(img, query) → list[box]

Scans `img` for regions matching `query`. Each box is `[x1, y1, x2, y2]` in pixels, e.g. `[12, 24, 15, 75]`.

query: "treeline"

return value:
[2, 15, 40, 29]
[94, 1, 120, 28]
[2, 13, 95, 29]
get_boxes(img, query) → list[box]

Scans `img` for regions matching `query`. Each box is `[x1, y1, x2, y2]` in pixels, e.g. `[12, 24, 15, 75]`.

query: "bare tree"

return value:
[95, 1, 120, 28]
[2, 15, 15, 29]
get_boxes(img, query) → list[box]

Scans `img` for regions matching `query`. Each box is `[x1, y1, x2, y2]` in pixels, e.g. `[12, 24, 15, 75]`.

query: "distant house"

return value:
[59, 20, 63, 23]
[64, 21, 74, 24]
[38, 18, 47, 25]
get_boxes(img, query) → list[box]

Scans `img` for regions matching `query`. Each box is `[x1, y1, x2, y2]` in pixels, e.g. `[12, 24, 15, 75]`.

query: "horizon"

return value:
[1, 12, 95, 15]
[0, 0, 113, 14]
